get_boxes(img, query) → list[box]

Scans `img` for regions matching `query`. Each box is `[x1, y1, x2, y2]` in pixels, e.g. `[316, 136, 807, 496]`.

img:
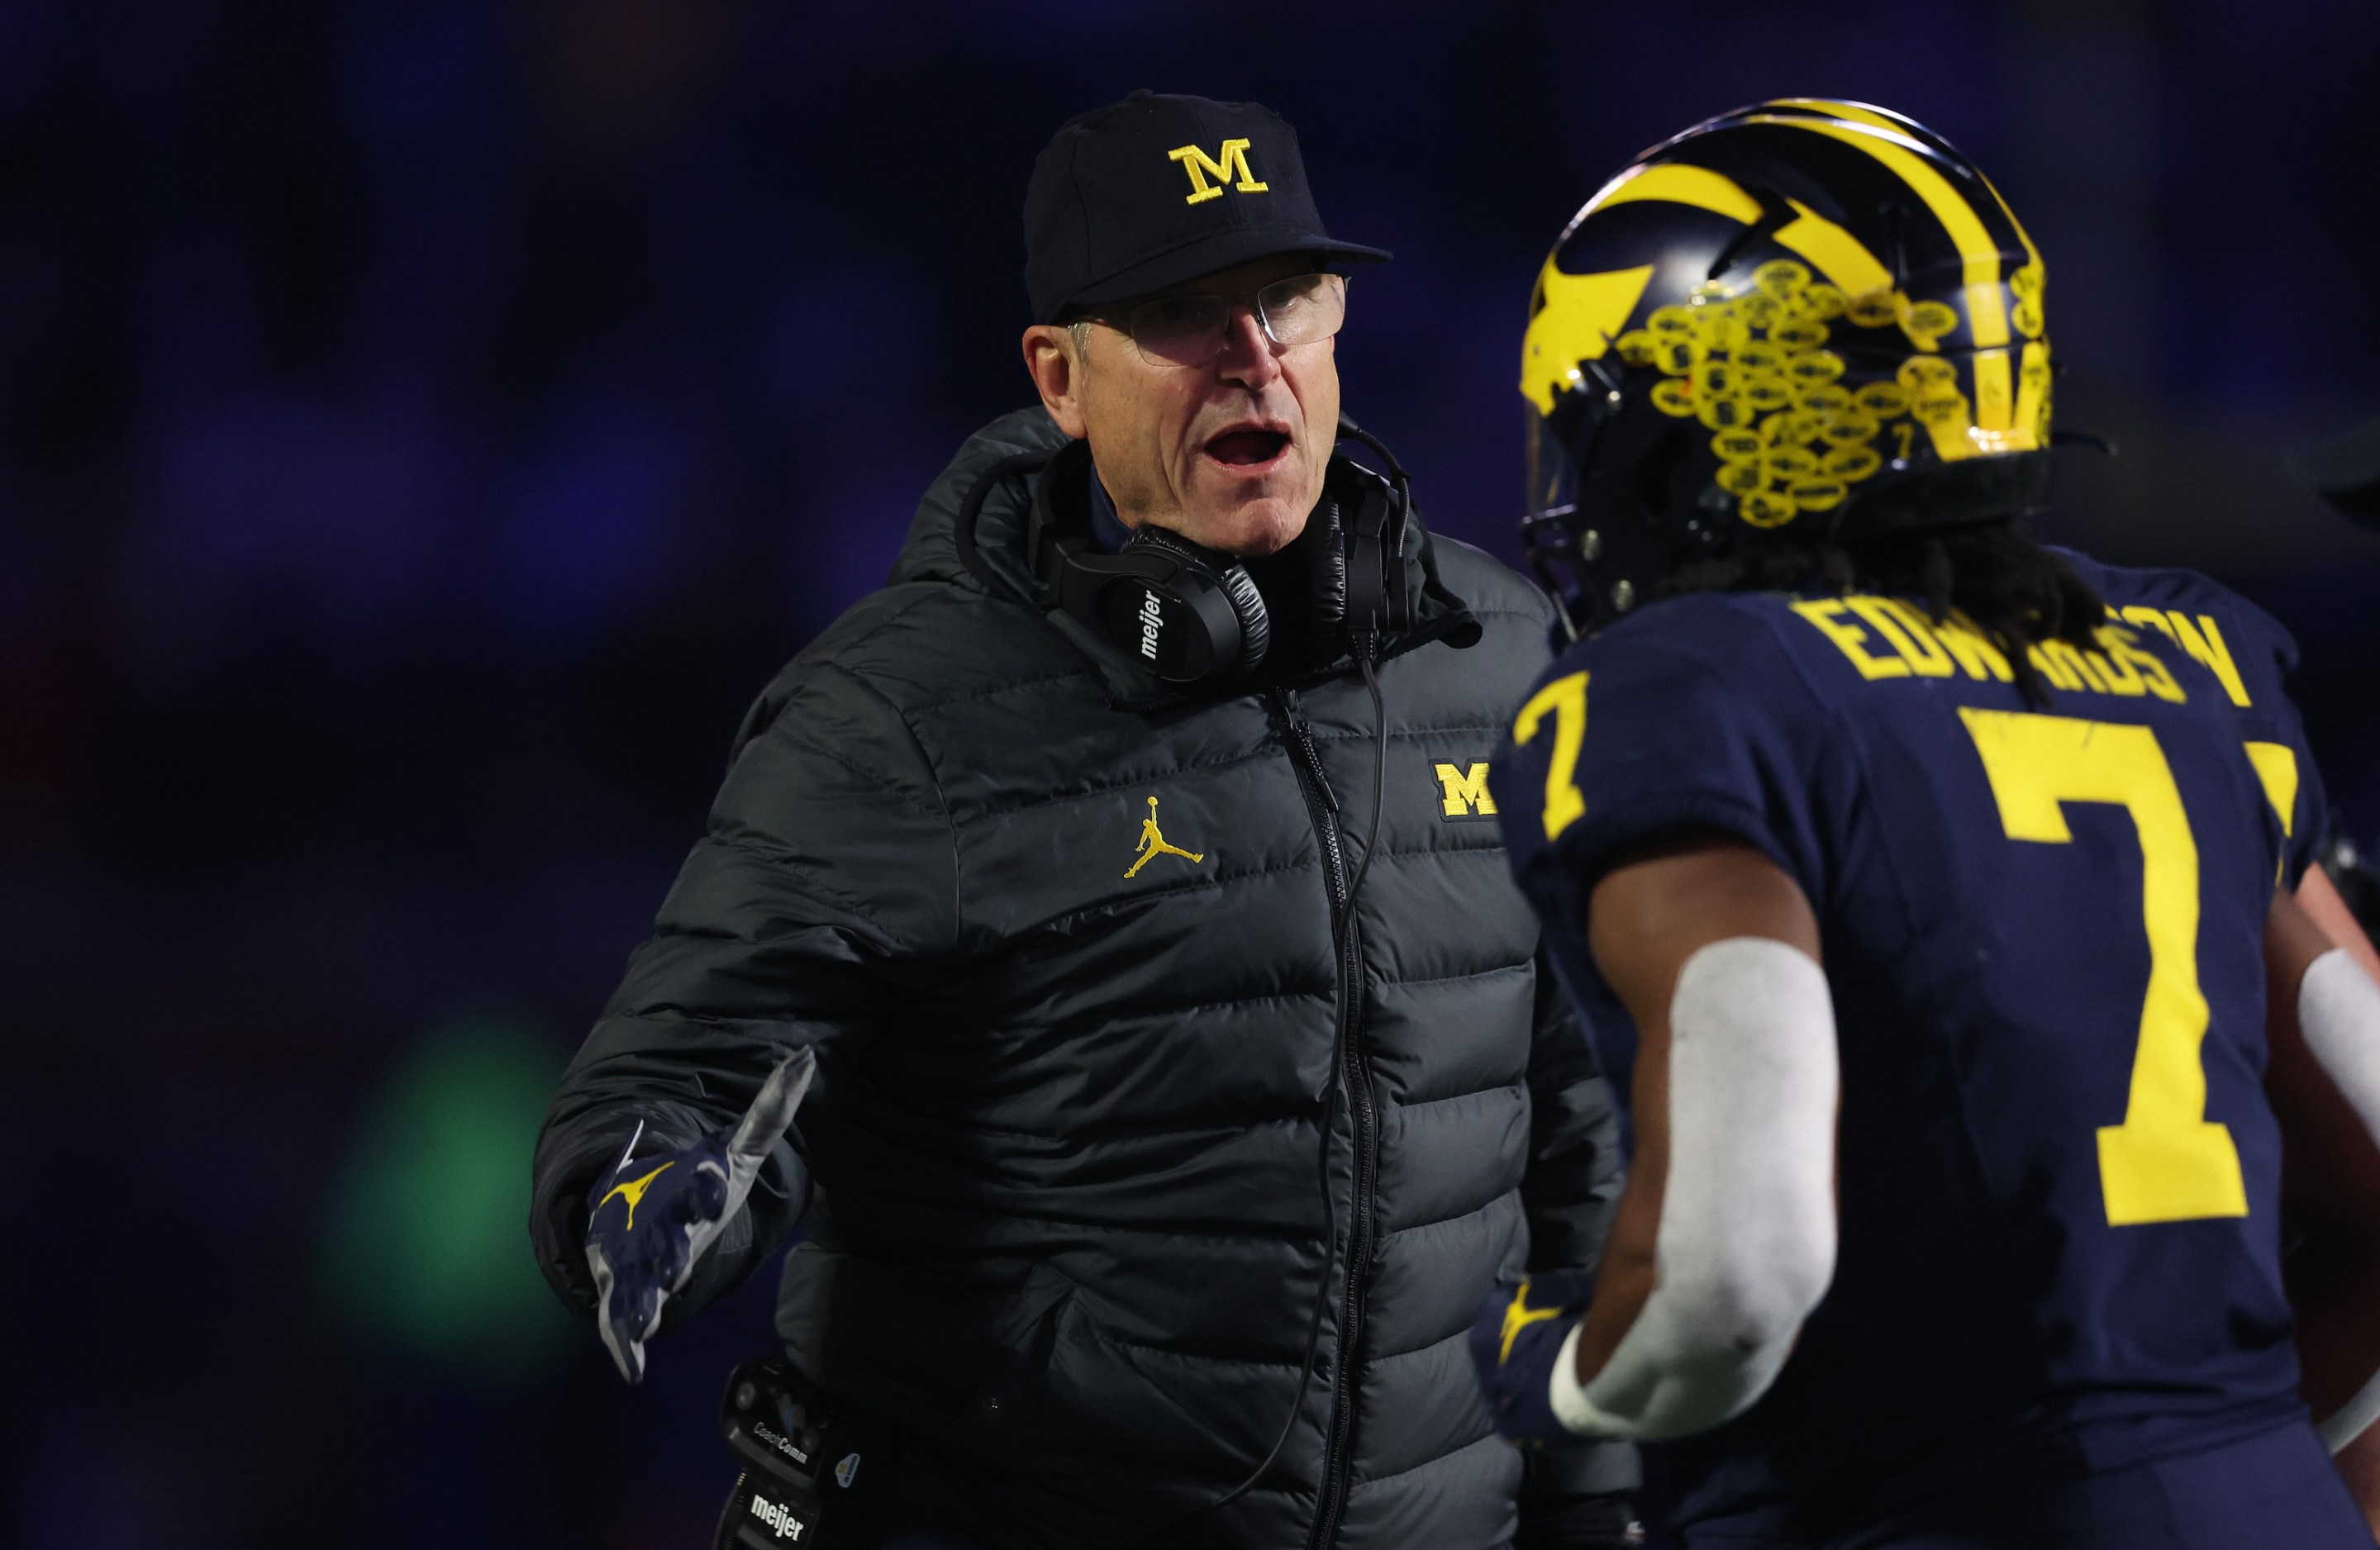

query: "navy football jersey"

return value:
[1493, 581, 2311, 1538]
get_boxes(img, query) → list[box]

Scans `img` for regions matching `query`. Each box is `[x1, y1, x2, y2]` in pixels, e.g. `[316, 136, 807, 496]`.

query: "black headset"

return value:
[1020, 420, 1416, 682]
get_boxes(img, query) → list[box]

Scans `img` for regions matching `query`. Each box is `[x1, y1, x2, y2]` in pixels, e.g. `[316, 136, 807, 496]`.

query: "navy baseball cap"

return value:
[1023, 91, 1391, 324]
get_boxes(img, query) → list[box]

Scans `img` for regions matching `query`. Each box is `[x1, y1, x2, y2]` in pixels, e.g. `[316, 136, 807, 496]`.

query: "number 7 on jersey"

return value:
[1959, 707, 2249, 1228]
[1514, 672, 1589, 841]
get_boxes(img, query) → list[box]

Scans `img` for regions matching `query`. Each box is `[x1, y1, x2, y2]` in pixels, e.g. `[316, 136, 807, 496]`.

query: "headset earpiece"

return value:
[1343, 472, 1401, 658]
[1330, 416, 1417, 658]
[1111, 526, 1270, 680]
[1305, 495, 1348, 638]
[1029, 443, 1271, 683]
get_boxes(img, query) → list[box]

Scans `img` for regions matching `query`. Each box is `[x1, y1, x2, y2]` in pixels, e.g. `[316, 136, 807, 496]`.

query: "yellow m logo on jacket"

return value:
[1168, 139, 1269, 205]
[1434, 761, 1498, 819]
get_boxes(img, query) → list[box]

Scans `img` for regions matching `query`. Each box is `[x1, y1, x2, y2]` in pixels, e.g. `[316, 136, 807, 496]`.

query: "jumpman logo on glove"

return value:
[1468, 1268, 1596, 1443]
[583, 1048, 816, 1383]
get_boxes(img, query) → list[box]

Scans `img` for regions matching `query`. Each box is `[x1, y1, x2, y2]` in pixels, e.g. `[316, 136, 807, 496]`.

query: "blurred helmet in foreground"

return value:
[1520, 99, 2053, 635]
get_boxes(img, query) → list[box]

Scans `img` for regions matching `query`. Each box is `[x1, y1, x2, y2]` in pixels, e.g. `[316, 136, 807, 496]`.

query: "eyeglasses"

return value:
[1103, 272, 1349, 367]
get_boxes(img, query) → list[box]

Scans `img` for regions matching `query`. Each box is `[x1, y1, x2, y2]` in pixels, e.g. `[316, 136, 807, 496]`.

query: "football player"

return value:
[1468, 100, 2380, 1547]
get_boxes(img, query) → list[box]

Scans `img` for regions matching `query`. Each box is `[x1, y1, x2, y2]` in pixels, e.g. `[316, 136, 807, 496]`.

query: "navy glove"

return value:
[1470, 1270, 1597, 1444]
[584, 1048, 816, 1383]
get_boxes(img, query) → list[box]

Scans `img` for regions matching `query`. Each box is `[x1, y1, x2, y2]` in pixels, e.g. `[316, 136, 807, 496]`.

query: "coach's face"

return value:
[1023, 254, 1340, 558]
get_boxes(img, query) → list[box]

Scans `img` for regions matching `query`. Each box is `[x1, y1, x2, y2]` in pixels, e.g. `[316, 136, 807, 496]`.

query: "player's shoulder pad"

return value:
[1502, 589, 1830, 897]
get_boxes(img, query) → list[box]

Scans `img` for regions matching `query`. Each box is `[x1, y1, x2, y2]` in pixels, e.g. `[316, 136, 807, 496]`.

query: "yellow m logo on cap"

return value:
[1434, 761, 1498, 818]
[1169, 139, 1269, 205]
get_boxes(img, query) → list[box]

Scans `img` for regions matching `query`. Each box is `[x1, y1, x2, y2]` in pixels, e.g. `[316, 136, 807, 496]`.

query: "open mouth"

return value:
[1204, 427, 1291, 468]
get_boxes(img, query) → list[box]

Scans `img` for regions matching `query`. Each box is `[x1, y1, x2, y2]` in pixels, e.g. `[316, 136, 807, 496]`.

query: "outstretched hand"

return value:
[583, 1048, 816, 1383]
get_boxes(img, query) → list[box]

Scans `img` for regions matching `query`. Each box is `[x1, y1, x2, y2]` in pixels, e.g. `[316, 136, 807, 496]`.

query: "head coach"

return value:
[530, 92, 1634, 1550]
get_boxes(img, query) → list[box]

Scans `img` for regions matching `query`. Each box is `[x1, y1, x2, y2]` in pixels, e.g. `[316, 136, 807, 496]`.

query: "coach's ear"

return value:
[1023, 323, 1091, 440]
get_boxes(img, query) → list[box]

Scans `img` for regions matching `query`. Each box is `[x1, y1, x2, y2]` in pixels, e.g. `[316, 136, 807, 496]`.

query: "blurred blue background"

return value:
[4, 2, 2376, 1546]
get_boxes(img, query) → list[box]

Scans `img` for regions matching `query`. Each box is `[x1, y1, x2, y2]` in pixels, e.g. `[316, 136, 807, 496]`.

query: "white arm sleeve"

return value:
[2297, 947, 2380, 1453]
[1551, 935, 1840, 1439]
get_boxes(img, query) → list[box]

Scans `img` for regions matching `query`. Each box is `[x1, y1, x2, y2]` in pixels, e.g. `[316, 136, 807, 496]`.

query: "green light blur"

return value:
[321, 1017, 573, 1379]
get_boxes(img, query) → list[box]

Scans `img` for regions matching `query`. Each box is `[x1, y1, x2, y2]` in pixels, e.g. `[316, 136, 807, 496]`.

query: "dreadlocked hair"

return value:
[1659, 520, 2105, 706]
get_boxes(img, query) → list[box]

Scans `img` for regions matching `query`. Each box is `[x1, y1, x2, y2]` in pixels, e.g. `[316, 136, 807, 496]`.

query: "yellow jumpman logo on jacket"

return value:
[1499, 1278, 1564, 1362]
[1125, 795, 1205, 879]
[597, 1161, 674, 1229]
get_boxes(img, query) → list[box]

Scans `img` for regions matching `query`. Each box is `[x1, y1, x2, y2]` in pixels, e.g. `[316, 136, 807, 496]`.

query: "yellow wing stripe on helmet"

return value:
[1521, 263, 1655, 414]
[1768, 99, 2046, 275]
[1582, 161, 1764, 224]
[1772, 199, 1896, 302]
[1529, 163, 1897, 416]
[1973, 349, 2015, 435]
[1745, 115, 2013, 351]
[1579, 163, 1895, 302]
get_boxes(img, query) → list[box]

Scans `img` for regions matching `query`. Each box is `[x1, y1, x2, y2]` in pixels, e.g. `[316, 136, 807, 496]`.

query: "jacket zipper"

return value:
[1274, 689, 1375, 1549]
